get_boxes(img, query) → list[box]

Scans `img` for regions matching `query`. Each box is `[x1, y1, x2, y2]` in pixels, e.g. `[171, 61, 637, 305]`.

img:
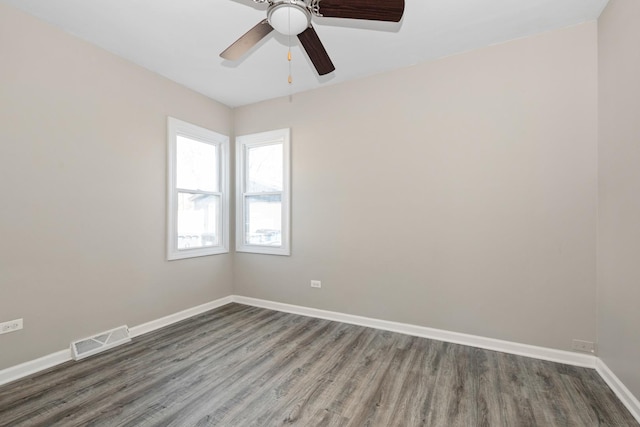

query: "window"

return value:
[167, 117, 229, 260]
[236, 129, 291, 255]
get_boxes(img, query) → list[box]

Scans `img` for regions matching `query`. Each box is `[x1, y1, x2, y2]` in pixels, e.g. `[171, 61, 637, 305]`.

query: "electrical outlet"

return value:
[0, 318, 23, 335]
[310, 280, 322, 289]
[572, 339, 595, 354]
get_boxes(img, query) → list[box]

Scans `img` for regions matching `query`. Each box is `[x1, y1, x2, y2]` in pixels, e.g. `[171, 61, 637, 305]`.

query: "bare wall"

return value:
[598, 0, 640, 399]
[233, 23, 598, 352]
[0, 4, 233, 369]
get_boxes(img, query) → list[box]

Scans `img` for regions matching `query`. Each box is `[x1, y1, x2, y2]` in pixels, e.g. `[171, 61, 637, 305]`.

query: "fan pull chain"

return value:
[288, 50, 292, 84]
[287, 6, 293, 85]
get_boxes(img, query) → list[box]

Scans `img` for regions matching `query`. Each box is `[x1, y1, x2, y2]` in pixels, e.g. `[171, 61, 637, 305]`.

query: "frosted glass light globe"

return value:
[267, 3, 311, 36]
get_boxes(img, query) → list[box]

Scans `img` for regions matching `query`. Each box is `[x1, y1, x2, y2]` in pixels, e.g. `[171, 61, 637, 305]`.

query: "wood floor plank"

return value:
[325, 330, 397, 418]
[246, 325, 379, 426]
[228, 324, 362, 426]
[0, 303, 637, 427]
[521, 358, 572, 426]
[405, 339, 447, 426]
[477, 347, 506, 427]
[370, 336, 430, 426]
[307, 408, 350, 426]
[345, 334, 415, 426]
[423, 343, 462, 425]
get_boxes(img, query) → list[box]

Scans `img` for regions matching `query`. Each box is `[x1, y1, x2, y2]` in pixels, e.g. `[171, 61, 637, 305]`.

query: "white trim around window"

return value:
[236, 128, 291, 256]
[167, 117, 229, 260]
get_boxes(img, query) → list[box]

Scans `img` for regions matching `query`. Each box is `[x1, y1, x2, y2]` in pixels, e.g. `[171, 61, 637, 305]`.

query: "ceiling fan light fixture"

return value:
[222, 0, 405, 75]
[267, 2, 311, 36]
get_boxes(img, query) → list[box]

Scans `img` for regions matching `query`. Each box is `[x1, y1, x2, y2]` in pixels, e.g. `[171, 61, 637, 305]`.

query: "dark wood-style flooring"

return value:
[0, 303, 637, 426]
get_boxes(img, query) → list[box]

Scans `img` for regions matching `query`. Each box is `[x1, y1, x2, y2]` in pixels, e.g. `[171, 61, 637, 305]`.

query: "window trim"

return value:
[167, 117, 229, 260]
[236, 128, 291, 256]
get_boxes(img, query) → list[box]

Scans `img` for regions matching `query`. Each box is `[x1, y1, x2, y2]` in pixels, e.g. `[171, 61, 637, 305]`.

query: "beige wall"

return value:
[0, 4, 233, 369]
[234, 23, 599, 351]
[598, 0, 640, 399]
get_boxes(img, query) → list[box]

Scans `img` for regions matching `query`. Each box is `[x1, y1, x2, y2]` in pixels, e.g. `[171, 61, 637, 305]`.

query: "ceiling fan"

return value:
[220, 0, 405, 76]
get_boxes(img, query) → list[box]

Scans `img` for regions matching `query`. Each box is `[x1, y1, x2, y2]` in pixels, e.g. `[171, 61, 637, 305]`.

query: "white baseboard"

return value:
[0, 349, 71, 388]
[129, 295, 234, 338]
[596, 358, 640, 423]
[0, 295, 234, 387]
[232, 295, 597, 369]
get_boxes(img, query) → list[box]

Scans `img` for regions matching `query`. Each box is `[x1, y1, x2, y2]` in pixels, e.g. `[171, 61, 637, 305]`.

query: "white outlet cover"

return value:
[0, 318, 23, 335]
[310, 280, 322, 288]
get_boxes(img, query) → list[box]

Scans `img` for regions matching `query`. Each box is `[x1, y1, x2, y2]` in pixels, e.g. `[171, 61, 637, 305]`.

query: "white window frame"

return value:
[236, 128, 291, 256]
[167, 117, 229, 260]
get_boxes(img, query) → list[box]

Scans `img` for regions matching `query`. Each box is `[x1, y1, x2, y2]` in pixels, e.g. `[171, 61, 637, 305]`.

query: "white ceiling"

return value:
[2, 0, 608, 107]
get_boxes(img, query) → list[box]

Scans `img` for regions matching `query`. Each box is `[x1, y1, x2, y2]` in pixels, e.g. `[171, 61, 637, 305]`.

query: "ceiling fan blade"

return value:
[220, 19, 274, 60]
[317, 0, 405, 22]
[297, 26, 335, 76]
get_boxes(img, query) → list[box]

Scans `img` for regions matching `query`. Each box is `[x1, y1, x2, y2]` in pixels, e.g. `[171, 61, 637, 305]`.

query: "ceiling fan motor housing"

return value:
[266, 0, 312, 36]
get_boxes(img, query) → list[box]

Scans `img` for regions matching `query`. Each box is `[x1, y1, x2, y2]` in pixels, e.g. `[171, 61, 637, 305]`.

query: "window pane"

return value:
[177, 135, 218, 192]
[177, 192, 220, 250]
[246, 143, 283, 192]
[245, 194, 282, 246]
